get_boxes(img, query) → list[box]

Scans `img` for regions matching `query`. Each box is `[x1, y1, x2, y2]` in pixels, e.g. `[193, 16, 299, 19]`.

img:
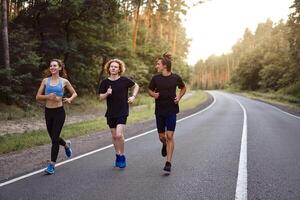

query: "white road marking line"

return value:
[222, 91, 299, 199]
[216, 91, 248, 200]
[233, 97, 248, 200]
[268, 104, 300, 120]
[0, 92, 216, 188]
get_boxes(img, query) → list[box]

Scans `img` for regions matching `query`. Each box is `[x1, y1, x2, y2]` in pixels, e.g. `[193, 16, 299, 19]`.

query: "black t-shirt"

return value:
[98, 76, 135, 118]
[148, 73, 185, 116]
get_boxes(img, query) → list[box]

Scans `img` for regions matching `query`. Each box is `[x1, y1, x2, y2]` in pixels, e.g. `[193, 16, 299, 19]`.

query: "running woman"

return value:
[36, 59, 77, 174]
[148, 53, 186, 172]
[98, 58, 139, 168]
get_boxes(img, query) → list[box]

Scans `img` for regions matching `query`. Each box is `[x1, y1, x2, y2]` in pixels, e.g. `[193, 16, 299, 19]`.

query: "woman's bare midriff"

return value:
[45, 97, 63, 108]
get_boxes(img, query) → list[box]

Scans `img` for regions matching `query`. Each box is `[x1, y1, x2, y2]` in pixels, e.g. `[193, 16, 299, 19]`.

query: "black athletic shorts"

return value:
[155, 113, 177, 133]
[106, 116, 127, 128]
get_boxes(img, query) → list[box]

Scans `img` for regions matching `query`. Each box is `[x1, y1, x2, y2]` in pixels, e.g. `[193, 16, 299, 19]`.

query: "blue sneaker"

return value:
[65, 140, 72, 158]
[118, 155, 126, 168]
[115, 154, 121, 167]
[45, 163, 55, 174]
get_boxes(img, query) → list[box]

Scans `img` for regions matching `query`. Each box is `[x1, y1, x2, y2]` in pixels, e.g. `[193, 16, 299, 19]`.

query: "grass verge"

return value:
[225, 88, 300, 112]
[0, 90, 207, 155]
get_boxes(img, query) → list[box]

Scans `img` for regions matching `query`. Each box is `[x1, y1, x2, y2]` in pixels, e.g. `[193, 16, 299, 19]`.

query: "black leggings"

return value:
[45, 107, 66, 162]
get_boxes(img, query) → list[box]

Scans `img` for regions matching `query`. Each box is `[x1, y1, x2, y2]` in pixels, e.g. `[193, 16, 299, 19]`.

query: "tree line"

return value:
[0, 0, 197, 106]
[191, 1, 300, 97]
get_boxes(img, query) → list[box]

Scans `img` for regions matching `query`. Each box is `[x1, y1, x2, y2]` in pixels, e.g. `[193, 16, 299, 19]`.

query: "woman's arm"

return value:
[63, 79, 78, 103]
[36, 78, 50, 101]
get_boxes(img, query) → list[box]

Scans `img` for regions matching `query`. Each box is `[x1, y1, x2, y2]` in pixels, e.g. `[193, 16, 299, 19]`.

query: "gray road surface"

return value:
[1, 91, 300, 200]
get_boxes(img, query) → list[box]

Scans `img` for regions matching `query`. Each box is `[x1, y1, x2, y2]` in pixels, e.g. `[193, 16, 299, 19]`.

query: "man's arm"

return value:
[174, 85, 186, 104]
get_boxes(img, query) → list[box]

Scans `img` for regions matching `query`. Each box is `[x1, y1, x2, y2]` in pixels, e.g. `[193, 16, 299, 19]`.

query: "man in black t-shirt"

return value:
[98, 59, 139, 169]
[148, 53, 186, 172]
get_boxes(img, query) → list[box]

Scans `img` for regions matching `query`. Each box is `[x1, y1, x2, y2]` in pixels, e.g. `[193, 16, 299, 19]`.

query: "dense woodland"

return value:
[0, 0, 192, 106]
[191, 0, 300, 98]
[1, 0, 299, 108]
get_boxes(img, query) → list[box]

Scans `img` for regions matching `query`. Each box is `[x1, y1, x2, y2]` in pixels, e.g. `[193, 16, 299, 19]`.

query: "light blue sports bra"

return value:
[45, 77, 64, 97]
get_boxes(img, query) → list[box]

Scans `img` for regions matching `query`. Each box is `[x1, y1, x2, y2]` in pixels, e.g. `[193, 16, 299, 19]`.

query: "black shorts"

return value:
[155, 113, 177, 133]
[106, 116, 127, 128]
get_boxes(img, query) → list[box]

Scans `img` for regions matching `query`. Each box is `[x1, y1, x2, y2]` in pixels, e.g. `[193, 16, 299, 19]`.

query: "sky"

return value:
[183, 0, 294, 65]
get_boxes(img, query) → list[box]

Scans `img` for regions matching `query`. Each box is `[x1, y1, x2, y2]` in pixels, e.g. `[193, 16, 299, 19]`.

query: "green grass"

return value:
[0, 103, 43, 120]
[0, 117, 107, 154]
[0, 90, 207, 155]
[225, 88, 300, 112]
[128, 90, 207, 123]
[180, 91, 207, 111]
[242, 91, 300, 111]
[0, 94, 149, 121]
[64, 95, 106, 115]
[0, 95, 104, 121]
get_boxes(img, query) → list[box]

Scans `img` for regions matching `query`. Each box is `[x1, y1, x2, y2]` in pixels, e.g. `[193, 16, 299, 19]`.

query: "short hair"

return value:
[104, 58, 126, 75]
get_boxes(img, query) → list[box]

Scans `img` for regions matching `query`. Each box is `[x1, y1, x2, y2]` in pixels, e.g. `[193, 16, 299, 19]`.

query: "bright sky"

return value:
[183, 0, 294, 65]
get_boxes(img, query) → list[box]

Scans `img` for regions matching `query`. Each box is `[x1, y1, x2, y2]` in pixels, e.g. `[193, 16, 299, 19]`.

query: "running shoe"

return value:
[118, 155, 126, 168]
[65, 140, 72, 158]
[161, 143, 167, 157]
[115, 154, 121, 167]
[45, 162, 55, 174]
[163, 161, 171, 172]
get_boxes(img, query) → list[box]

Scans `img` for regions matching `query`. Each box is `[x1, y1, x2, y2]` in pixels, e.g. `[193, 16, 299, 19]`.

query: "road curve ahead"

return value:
[0, 91, 300, 200]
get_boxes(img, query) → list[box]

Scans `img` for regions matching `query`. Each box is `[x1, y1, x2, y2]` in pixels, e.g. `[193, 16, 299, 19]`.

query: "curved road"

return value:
[1, 91, 300, 200]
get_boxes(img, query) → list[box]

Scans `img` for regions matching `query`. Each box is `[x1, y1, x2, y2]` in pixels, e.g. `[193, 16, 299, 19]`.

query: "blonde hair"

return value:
[43, 59, 68, 78]
[104, 58, 126, 75]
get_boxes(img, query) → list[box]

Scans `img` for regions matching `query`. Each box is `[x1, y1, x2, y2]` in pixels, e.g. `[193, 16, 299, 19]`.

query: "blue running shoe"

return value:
[115, 154, 121, 167]
[118, 155, 126, 168]
[65, 140, 72, 158]
[45, 163, 55, 174]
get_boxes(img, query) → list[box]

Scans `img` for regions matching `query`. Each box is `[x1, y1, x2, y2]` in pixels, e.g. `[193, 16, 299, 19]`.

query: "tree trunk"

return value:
[2, 0, 10, 70]
[169, 0, 175, 43]
[98, 56, 108, 86]
[171, 27, 177, 55]
[156, 6, 163, 39]
[144, 0, 153, 43]
[63, 19, 72, 65]
[226, 55, 230, 81]
[132, 0, 141, 50]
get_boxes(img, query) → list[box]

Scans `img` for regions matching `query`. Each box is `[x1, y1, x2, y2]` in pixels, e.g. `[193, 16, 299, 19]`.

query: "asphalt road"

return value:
[1, 91, 299, 200]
